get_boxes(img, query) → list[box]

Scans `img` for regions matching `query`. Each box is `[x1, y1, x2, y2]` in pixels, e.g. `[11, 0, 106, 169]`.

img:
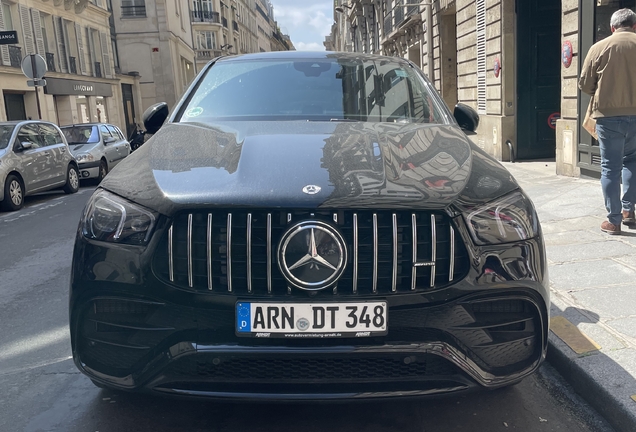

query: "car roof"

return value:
[60, 123, 118, 128]
[216, 50, 411, 65]
[0, 120, 59, 127]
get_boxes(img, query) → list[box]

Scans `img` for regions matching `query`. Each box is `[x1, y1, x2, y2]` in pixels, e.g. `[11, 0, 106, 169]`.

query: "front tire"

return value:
[63, 165, 80, 194]
[97, 160, 108, 183]
[1, 175, 24, 211]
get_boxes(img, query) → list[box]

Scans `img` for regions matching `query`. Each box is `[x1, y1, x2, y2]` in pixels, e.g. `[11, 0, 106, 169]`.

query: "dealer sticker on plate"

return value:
[236, 301, 388, 338]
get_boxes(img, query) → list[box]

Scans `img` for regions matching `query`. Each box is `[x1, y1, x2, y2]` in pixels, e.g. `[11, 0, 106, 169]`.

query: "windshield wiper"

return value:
[329, 118, 359, 122]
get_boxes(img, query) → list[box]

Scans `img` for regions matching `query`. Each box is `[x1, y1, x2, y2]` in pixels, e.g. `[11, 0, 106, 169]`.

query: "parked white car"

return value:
[60, 123, 131, 182]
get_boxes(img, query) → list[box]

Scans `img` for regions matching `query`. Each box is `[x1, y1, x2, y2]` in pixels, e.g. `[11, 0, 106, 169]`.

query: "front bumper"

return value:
[77, 164, 99, 179]
[71, 289, 548, 400]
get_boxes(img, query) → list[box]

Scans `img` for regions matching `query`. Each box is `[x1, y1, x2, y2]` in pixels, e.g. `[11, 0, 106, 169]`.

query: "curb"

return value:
[547, 337, 636, 432]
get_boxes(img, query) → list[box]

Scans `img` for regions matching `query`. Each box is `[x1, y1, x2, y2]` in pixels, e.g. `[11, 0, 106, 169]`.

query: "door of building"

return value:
[4, 93, 27, 121]
[121, 84, 136, 139]
[578, 0, 636, 177]
[516, 0, 561, 160]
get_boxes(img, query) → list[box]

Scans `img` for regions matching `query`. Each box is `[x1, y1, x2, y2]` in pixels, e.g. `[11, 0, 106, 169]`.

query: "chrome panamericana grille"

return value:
[155, 210, 469, 296]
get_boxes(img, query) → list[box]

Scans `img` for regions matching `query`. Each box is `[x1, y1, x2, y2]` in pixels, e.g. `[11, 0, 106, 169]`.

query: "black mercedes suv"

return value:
[69, 51, 548, 400]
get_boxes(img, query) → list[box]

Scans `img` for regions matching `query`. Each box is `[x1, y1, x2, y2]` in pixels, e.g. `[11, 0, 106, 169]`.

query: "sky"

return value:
[271, 0, 334, 51]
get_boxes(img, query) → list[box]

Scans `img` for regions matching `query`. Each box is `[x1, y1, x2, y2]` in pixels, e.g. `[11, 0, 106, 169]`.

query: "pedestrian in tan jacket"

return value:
[579, 8, 636, 235]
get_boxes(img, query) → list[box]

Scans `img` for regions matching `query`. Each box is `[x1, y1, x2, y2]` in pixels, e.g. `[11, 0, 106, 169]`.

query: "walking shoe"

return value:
[601, 220, 621, 235]
[623, 210, 636, 225]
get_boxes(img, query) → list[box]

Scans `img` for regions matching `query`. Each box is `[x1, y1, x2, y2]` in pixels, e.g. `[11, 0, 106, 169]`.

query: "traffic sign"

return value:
[21, 54, 47, 80]
[27, 79, 47, 87]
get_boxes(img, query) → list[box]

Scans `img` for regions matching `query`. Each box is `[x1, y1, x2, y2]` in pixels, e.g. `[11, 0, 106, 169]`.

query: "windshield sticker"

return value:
[185, 107, 204, 117]
[395, 70, 408, 78]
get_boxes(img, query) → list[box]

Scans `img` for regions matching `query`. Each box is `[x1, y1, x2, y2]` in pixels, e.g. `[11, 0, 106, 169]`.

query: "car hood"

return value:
[101, 121, 518, 216]
[68, 143, 100, 155]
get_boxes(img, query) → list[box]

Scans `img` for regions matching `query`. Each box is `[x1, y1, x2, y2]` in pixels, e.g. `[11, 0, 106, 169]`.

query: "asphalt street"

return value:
[0, 184, 616, 432]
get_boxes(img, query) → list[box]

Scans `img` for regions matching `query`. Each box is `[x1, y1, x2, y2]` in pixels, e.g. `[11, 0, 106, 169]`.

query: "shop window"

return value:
[595, 1, 636, 41]
[96, 96, 108, 123]
[76, 95, 90, 123]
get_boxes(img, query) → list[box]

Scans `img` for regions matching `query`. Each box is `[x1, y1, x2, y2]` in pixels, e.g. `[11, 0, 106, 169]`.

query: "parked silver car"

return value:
[0, 120, 80, 211]
[60, 123, 131, 182]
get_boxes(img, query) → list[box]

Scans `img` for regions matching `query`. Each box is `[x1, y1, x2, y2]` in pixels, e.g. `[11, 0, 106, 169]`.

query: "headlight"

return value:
[463, 191, 539, 245]
[82, 190, 158, 245]
[75, 154, 95, 163]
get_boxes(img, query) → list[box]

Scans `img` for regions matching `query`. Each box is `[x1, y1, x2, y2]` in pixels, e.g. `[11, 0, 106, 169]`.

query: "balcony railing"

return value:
[94, 61, 102, 78]
[222, 17, 228, 28]
[196, 49, 222, 60]
[121, 5, 146, 17]
[191, 10, 220, 23]
[46, 52, 56, 72]
[233, 20, 239, 32]
[69, 56, 77, 74]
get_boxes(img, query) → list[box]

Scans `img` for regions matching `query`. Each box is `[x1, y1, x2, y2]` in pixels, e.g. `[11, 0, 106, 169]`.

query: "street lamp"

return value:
[220, 44, 233, 50]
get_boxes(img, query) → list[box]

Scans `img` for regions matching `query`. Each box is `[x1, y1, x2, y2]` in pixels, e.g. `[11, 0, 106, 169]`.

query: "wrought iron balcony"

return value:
[191, 10, 220, 23]
[46, 52, 56, 72]
[9, 45, 21, 68]
[121, 5, 146, 17]
[69, 56, 78, 74]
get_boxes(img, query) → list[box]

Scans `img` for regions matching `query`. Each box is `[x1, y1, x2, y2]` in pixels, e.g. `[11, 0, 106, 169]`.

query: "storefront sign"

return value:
[562, 41, 573, 68]
[548, 112, 561, 130]
[493, 57, 501, 78]
[44, 77, 112, 97]
[0, 31, 18, 45]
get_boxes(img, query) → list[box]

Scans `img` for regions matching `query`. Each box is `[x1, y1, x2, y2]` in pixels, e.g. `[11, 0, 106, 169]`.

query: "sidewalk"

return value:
[503, 161, 636, 432]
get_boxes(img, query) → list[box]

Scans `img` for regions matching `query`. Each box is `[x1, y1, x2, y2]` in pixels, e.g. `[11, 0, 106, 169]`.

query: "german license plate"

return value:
[236, 301, 388, 338]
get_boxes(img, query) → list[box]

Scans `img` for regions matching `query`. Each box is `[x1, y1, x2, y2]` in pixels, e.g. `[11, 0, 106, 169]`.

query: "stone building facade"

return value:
[0, 0, 140, 136]
[328, 0, 635, 177]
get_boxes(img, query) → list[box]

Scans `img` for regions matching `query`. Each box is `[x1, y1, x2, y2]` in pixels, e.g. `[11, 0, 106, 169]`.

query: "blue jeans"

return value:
[595, 116, 636, 225]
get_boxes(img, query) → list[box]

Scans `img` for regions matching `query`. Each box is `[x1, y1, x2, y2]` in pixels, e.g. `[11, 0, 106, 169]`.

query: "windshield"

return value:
[178, 58, 448, 124]
[61, 126, 100, 144]
[0, 125, 15, 149]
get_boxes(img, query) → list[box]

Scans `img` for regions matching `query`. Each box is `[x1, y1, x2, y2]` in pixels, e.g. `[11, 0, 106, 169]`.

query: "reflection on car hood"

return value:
[101, 122, 518, 216]
[68, 143, 100, 154]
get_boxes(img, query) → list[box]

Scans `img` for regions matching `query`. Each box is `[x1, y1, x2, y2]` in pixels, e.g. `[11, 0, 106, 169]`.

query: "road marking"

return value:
[550, 316, 601, 355]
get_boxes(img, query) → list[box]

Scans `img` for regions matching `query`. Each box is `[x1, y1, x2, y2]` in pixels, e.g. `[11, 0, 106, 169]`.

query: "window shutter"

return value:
[0, 6, 10, 66]
[75, 23, 87, 74]
[54, 16, 68, 73]
[99, 31, 112, 77]
[31, 9, 46, 55]
[19, 4, 35, 55]
[476, 0, 487, 114]
[87, 28, 95, 76]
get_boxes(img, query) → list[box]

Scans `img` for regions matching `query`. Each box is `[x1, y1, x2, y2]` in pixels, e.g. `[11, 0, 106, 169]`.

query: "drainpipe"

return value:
[425, 4, 434, 79]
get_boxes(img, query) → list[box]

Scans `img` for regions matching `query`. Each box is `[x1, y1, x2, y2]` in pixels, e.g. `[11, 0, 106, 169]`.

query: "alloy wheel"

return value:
[69, 168, 79, 190]
[9, 180, 22, 206]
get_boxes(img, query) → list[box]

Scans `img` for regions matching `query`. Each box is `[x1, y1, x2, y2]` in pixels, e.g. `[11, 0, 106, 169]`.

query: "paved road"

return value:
[0, 187, 615, 432]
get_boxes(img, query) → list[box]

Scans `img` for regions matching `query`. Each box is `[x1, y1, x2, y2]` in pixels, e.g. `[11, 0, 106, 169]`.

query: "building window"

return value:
[197, 31, 216, 50]
[122, 0, 146, 18]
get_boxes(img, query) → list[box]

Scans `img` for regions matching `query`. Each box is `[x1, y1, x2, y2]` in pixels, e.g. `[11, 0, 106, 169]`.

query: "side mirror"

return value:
[20, 141, 34, 150]
[104, 136, 116, 144]
[143, 102, 169, 134]
[454, 103, 480, 133]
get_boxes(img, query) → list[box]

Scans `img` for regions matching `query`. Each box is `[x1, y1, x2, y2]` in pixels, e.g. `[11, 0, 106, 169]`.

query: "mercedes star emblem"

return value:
[302, 185, 321, 195]
[278, 221, 347, 291]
